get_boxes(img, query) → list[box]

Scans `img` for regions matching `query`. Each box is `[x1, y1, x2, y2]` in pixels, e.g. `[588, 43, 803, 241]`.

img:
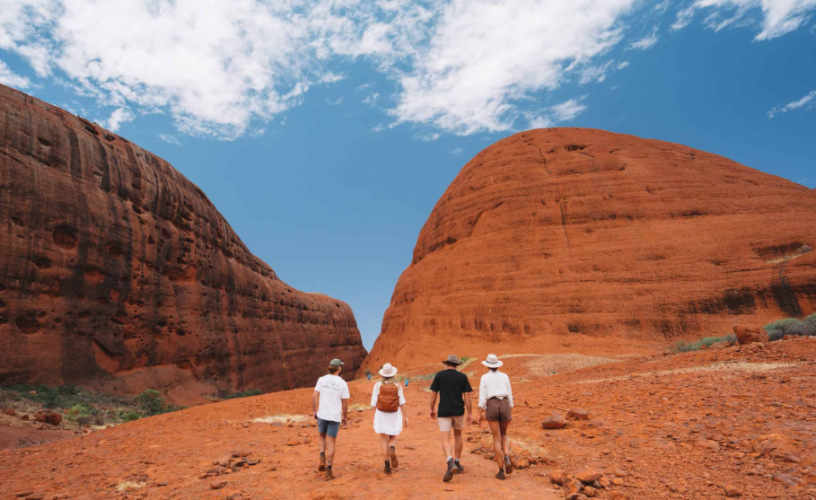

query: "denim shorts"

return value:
[317, 418, 340, 438]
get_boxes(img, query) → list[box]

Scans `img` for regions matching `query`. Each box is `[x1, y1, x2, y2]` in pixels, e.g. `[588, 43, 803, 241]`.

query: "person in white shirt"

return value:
[312, 358, 350, 480]
[370, 363, 409, 474]
[477, 354, 514, 480]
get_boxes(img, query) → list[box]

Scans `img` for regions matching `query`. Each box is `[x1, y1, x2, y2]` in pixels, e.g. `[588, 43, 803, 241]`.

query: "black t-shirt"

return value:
[430, 369, 473, 417]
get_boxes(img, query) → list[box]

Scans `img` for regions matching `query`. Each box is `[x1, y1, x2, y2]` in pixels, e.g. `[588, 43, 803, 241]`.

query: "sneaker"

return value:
[496, 468, 506, 480]
[455, 460, 464, 474]
[325, 467, 334, 480]
[384, 461, 392, 475]
[390, 446, 399, 468]
[505, 455, 513, 474]
[319, 453, 326, 472]
[443, 459, 455, 482]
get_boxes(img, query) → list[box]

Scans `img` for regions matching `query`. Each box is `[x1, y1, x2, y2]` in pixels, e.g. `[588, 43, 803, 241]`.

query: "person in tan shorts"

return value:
[477, 354, 514, 480]
[429, 355, 473, 482]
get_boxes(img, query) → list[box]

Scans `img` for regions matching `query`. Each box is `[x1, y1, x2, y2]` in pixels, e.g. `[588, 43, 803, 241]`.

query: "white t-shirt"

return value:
[315, 374, 350, 422]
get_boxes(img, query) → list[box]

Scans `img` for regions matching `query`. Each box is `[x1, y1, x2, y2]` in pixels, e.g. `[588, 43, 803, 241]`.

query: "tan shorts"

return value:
[437, 415, 465, 432]
[485, 397, 512, 422]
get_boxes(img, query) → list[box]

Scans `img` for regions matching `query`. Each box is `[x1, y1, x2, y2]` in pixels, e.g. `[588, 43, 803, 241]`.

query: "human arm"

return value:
[399, 385, 409, 428]
[479, 376, 487, 410]
[342, 399, 348, 425]
[312, 390, 320, 420]
[370, 382, 379, 408]
[507, 375, 514, 408]
[464, 392, 473, 424]
[429, 391, 438, 419]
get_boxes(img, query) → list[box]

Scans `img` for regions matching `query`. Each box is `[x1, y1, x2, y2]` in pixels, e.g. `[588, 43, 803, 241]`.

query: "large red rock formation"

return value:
[364, 128, 816, 369]
[0, 84, 366, 398]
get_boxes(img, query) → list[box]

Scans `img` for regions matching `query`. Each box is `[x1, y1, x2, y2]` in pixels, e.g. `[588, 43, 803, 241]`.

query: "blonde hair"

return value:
[382, 376, 397, 385]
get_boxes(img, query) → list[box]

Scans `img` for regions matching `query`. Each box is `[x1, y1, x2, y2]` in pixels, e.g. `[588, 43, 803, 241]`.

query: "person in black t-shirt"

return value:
[429, 354, 473, 482]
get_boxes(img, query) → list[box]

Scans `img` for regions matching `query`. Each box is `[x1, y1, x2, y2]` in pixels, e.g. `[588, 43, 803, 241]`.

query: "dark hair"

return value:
[328, 365, 340, 374]
[489, 367, 498, 372]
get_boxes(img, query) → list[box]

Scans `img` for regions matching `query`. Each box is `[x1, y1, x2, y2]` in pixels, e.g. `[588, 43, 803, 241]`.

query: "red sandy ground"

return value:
[2, 337, 815, 499]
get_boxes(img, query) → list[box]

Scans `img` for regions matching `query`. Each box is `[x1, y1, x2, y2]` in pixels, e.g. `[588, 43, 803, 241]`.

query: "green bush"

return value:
[120, 411, 142, 422]
[225, 389, 263, 400]
[65, 403, 98, 424]
[765, 314, 816, 341]
[673, 334, 737, 353]
[134, 390, 166, 415]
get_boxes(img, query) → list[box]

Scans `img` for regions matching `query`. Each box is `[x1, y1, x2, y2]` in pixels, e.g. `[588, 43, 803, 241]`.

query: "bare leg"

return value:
[453, 428, 463, 460]
[440, 430, 452, 459]
[489, 420, 504, 471]
[389, 435, 397, 449]
[319, 433, 327, 454]
[500, 420, 511, 456]
[381, 434, 390, 463]
[326, 436, 336, 467]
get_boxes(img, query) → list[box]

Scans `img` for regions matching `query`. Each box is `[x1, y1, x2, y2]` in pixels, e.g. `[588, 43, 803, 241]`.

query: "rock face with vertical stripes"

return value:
[0, 84, 366, 399]
[363, 128, 816, 371]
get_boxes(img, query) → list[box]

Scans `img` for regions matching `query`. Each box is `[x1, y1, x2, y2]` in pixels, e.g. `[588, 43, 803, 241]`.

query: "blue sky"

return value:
[1, 0, 814, 349]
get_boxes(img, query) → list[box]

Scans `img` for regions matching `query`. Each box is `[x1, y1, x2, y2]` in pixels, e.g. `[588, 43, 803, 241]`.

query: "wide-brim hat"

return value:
[379, 363, 398, 377]
[443, 354, 462, 366]
[481, 354, 503, 368]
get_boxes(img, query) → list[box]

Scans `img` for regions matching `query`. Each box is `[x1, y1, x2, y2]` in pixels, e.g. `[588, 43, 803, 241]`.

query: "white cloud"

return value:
[158, 133, 182, 145]
[768, 90, 816, 118]
[389, 0, 636, 135]
[617, 61, 630, 69]
[525, 96, 588, 129]
[672, 0, 816, 40]
[0, 59, 30, 88]
[326, 96, 344, 105]
[417, 132, 440, 141]
[103, 107, 134, 132]
[654, 0, 672, 13]
[362, 92, 380, 106]
[628, 26, 659, 50]
[450, 147, 463, 155]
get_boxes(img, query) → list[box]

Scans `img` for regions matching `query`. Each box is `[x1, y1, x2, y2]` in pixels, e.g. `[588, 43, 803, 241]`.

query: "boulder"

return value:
[361, 128, 816, 370]
[566, 408, 591, 420]
[733, 325, 769, 345]
[0, 84, 367, 395]
[542, 414, 568, 429]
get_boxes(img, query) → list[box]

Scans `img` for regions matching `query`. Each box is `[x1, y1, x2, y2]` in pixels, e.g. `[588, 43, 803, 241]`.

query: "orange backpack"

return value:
[377, 384, 400, 413]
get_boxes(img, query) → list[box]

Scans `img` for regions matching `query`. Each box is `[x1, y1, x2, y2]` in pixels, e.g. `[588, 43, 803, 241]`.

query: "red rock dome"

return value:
[0, 84, 366, 399]
[364, 128, 816, 370]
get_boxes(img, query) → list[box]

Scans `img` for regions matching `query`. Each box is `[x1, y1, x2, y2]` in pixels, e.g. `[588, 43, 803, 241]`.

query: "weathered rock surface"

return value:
[0, 84, 366, 397]
[365, 128, 816, 369]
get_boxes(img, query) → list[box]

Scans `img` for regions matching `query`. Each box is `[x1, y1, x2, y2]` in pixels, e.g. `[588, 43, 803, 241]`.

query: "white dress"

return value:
[371, 381, 406, 436]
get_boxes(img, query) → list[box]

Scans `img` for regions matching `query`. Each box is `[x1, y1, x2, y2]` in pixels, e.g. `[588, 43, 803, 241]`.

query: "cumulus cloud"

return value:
[389, 0, 636, 135]
[0, 59, 30, 88]
[525, 96, 588, 129]
[672, 0, 816, 40]
[103, 107, 134, 132]
[0, 0, 661, 139]
[768, 90, 816, 118]
[628, 26, 659, 50]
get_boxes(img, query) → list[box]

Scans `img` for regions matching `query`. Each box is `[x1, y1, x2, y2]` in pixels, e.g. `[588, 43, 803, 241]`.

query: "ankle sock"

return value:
[446, 456, 453, 463]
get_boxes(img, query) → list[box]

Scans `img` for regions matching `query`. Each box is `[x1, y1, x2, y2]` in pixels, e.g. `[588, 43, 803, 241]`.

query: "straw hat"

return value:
[379, 363, 398, 378]
[481, 354, 503, 368]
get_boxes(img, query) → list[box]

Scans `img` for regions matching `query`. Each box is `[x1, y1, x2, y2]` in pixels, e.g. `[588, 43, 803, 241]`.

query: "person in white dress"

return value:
[477, 354, 514, 480]
[371, 363, 409, 474]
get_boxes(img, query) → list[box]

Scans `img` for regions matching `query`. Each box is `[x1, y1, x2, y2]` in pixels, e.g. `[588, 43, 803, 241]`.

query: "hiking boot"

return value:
[505, 455, 513, 474]
[496, 468, 506, 480]
[384, 460, 392, 475]
[455, 460, 464, 474]
[325, 467, 334, 480]
[390, 446, 399, 468]
[442, 459, 455, 482]
[319, 453, 326, 472]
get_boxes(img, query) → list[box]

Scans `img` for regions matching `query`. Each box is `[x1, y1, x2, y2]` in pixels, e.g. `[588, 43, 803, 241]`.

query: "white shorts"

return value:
[437, 415, 465, 432]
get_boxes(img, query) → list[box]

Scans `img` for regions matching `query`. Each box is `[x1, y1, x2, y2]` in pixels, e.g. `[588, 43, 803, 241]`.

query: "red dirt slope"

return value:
[0, 84, 366, 398]
[364, 128, 816, 371]
[1, 338, 815, 499]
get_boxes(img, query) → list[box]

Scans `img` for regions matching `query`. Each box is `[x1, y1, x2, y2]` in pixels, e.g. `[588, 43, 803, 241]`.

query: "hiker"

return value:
[312, 358, 350, 480]
[370, 363, 408, 474]
[429, 354, 473, 482]
[477, 354, 514, 480]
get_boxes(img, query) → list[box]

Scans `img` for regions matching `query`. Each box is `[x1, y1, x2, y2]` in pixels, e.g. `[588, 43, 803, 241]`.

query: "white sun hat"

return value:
[481, 354, 503, 368]
[379, 363, 398, 378]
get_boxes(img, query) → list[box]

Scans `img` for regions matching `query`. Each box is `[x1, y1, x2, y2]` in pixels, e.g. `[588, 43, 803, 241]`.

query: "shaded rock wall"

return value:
[0, 84, 366, 395]
[364, 128, 816, 369]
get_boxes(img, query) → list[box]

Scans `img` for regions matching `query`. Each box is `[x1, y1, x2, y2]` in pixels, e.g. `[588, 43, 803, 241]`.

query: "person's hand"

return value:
[430, 410, 437, 420]
[466, 413, 472, 425]
[404, 417, 409, 429]
[477, 412, 483, 425]
[313, 413, 319, 420]
[342, 416, 348, 426]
